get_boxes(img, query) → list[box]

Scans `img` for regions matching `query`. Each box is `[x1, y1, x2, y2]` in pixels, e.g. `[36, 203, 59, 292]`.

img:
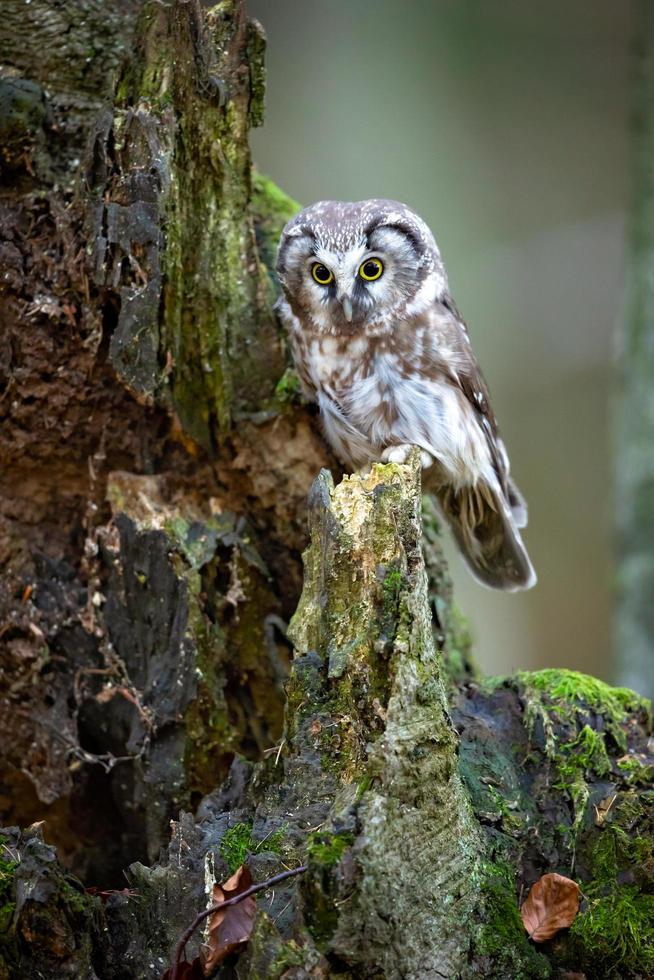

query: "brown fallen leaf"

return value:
[161, 958, 204, 980]
[520, 872, 580, 942]
[200, 865, 256, 976]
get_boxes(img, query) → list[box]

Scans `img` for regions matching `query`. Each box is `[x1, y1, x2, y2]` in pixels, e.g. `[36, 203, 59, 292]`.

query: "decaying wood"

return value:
[1, 2, 653, 979]
[0, 0, 328, 880]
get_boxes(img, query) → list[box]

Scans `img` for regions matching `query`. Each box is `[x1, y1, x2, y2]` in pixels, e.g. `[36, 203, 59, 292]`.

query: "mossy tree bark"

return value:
[1, 3, 653, 979]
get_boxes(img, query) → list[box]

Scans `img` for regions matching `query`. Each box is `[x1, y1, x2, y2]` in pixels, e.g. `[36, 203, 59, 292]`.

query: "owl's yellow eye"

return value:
[359, 258, 384, 282]
[311, 263, 333, 285]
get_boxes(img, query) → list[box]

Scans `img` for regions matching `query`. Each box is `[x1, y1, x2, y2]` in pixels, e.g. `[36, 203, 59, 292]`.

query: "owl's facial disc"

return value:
[276, 207, 440, 333]
[277, 200, 450, 334]
[305, 243, 393, 327]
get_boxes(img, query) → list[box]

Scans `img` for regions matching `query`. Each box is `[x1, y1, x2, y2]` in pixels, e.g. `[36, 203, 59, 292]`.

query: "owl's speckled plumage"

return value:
[276, 199, 536, 591]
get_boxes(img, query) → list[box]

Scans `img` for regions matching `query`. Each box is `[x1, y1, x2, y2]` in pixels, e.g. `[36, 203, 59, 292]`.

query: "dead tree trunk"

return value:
[1, 3, 653, 979]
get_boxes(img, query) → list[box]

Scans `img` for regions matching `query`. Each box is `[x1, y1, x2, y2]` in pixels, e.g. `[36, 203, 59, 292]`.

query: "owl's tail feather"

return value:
[506, 476, 528, 528]
[435, 480, 536, 591]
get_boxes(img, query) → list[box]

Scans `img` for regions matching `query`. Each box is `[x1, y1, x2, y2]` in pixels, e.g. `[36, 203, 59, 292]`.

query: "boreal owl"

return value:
[275, 199, 536, 592]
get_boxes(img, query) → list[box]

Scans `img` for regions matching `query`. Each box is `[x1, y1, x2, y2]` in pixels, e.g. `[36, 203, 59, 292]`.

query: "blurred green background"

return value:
[248, 0, 634, 684]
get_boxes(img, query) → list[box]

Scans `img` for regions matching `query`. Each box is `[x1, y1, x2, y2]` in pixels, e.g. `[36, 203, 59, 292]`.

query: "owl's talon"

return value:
[382, 445, 412, 465]
[381, 445, 434, 469]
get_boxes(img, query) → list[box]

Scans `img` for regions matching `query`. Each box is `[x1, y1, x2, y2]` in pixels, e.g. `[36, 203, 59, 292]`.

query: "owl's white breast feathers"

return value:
[335, 359, 495, 488]
[278, 295, 495, 488]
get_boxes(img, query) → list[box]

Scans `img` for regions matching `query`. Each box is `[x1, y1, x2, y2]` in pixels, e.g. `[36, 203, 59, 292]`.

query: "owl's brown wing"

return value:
[427, 297, 535, 590]
[437, 296, 506, 478]
[440, 298, 528, 524]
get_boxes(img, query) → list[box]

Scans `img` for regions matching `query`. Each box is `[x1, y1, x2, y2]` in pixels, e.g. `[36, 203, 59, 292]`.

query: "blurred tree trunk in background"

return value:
[614, 0, 654, 699]
[1, 3, 653, 979]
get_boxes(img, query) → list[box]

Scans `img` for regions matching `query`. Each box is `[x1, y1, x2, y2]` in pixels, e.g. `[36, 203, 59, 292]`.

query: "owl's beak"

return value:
[340, 295, 353, 322]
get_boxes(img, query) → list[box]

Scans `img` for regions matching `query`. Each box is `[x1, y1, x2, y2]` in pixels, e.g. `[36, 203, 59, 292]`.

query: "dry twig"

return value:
[170, 864, 308, 980]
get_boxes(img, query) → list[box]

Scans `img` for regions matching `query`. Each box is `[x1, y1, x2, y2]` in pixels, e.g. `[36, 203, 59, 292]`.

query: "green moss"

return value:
[485, 787, 526, 836]
[267, 941, 317, 975]
[558, 724, 612, 778]
[256, 826, 286, 857]
[355, 775, 371, 802]
[220, 822, 285, 874]
[60, 880, 94, 918]
[517, 669, 650, 731]
[505, 670, 651, 834]
[616, 754, 654, 785]
[0, 840, 17, 877]
[0, 839, 18, 976]
[377, 565, 405, 649]
[553, 724, 613, 831]
[251, 171, 301, 285]
[562, 792, 654, 978]
[245, 18, 266, 128]
[307, 831, 354, 869]
[304, 831, 356, 948]
[0, 839, 17, 940]
[274, 367, 301, 403]
[220, 823, 254, 873]
[474, 861, 551, 978]
[164, 513, 236, 571]
[458, 671, 652, 976]
[584, 798, 654, 890]
[251, 171, 301, 239]
[591, 824, 632, 881]
[240, 911, 332, 980]
[570, 888, 654, 978]
[381, 568, 404, 605]
[252, 936, 319, 979]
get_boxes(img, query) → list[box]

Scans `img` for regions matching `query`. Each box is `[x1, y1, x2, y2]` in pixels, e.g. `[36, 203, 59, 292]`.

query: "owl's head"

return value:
[276, 199, 448, 333]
